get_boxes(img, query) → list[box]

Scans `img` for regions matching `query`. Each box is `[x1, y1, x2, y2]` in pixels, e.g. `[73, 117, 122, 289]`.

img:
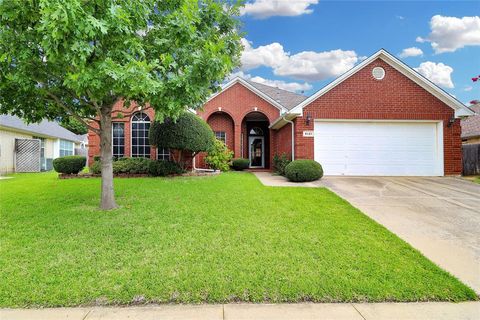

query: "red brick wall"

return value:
[294, 58, 462, 175]
[273, 122, 293, 160]
[197, 82, 282, 168]
[88, 82, 283, 169]
[207, 112, 235, 150]
[88, 100, 158, 165]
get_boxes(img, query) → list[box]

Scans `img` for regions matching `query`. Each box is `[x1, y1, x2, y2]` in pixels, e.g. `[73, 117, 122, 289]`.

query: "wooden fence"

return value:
[462, 143, 480, 176]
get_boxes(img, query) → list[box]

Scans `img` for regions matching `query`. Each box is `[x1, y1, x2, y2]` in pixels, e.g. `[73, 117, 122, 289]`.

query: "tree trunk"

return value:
[99, 106, 118, 210]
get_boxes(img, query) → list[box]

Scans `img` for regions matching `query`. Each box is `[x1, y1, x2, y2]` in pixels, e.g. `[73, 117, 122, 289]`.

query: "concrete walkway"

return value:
[2, 302, 479, 320]
[254, 171, 323, 187]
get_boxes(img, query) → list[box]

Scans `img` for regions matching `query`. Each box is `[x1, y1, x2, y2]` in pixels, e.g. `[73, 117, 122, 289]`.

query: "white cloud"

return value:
[396, 15, 405, 20]
[398, 47, 423, 58]
[228, 71, 312, 93]
[417, 15, 480, 53]
[240, 38, 287, 70]
[414, 61, 454, 88]
[241, 39, 358, 81]
[464, 86, 473, 92]
[240, 0, 319, 19]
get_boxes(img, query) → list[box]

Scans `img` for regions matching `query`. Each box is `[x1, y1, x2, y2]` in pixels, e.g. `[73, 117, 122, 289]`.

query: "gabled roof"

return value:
[288, 49, 474, 118]
[0, 114, 83, 142]
[461, 104, 480, 139]
[207, 77, 307, 112]
[245, 80, 308, 110]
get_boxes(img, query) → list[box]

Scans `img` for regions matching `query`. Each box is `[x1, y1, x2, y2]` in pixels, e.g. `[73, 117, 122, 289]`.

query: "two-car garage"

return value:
[314, 121, 444, 176]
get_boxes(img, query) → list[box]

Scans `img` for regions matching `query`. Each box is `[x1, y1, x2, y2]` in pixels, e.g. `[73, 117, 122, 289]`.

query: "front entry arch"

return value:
[242, 112, 270, 169]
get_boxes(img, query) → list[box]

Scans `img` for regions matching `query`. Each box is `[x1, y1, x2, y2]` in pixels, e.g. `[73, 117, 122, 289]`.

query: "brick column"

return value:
[234, 123, 242, 158]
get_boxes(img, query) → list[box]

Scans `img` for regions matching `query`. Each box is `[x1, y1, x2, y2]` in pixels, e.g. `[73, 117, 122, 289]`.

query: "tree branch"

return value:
[45, 92, 101, 134]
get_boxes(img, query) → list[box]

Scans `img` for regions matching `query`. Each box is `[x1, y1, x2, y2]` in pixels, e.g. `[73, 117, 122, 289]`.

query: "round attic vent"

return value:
[372, 67, 385, 80]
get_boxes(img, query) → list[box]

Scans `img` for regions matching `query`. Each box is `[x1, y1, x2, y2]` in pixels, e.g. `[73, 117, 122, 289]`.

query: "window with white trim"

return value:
[157, 148, 170, 161]
[112, 122, 125, 158]
[131, 112, 151, 158]
[59, 139, 74, 157]
[214, 131, 226, 144]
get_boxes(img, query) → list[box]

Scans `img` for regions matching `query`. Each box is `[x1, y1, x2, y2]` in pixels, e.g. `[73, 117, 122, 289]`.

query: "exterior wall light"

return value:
[448, 117, 455, 127]
[305, 114, 312, 126]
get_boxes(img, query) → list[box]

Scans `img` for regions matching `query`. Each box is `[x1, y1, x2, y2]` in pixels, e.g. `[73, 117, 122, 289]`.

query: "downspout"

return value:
[192, 154, 215, 172]
[282, 116, 295, 161]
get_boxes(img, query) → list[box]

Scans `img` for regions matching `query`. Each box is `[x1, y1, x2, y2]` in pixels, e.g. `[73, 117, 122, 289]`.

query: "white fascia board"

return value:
[269, 112, 301, 130]
[289, 49, 474, 118]
[206, 77, 287, 113]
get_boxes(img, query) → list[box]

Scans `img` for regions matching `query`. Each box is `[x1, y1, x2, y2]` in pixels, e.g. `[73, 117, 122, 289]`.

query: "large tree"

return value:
[0, 0, 242, 209]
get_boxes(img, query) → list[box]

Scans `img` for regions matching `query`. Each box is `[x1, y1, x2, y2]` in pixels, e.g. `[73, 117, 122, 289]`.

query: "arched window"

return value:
[249, 127, 263, 136]
[131, 112, 151, 158]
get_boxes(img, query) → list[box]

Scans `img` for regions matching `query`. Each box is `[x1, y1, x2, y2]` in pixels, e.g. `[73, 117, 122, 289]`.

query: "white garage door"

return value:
[314, 121, 443, 176]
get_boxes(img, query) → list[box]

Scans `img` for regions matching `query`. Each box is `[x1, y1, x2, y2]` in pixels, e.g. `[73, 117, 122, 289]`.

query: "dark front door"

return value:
[249, 136, 264, 168]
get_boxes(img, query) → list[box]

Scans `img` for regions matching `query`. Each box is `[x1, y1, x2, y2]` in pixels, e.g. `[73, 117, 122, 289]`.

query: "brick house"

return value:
[88, 49, 474, 176]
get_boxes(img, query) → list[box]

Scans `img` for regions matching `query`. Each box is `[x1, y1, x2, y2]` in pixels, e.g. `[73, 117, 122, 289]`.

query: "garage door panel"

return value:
[314, 121, 443, 176]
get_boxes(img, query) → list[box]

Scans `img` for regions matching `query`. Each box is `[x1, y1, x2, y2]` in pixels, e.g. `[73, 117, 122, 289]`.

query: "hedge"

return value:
[231, 158, 249, 171]
[89, 158, 184, 176]
[53, 156, 86, 174]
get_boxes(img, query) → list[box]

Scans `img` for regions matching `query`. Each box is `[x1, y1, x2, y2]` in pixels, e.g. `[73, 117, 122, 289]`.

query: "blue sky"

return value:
[235, 0, 480, 106]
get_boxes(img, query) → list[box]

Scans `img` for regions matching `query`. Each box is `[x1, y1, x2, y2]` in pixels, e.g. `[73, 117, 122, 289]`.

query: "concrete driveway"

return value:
[322, 176, 480, 294]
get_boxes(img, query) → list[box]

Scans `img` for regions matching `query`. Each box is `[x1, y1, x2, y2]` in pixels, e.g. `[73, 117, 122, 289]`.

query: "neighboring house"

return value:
[461, 103, 480, 144]
[0, 115, 85, 174]
[87, 49, 474, 176]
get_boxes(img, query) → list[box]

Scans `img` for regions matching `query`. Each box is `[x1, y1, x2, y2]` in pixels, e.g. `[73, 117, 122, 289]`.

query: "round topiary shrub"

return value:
[231, 158, 249, 171]
[53, 156, 86, 174]
[284, 160, 323, 182]
[149, 112, 215, 163]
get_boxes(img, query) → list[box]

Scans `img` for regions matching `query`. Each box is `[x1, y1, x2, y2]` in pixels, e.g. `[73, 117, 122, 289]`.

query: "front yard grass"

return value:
[0, 172, 476, 307]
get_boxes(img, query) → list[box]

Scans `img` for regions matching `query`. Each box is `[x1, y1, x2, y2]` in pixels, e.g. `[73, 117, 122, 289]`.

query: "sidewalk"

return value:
[253, 171, 323, 187]
[1, 302, 479, 320]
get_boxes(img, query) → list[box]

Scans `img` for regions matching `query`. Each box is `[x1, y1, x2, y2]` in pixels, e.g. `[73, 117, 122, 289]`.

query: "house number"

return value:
[303, 131, 314, 137]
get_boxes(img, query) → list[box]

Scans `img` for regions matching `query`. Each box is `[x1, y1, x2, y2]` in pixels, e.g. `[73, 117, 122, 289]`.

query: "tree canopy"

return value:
[0, 0, 243, 209]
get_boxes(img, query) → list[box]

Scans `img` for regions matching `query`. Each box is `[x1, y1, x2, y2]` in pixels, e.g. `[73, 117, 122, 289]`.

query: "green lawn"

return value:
[0, 172, 476, 307]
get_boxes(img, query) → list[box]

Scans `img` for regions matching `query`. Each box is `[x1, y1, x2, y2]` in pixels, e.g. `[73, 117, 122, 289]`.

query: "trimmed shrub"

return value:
[90, 161, 101, 174]
[90, 157, 153, 175]
[205, 139, 233, 171]
[273, 153, 291, 176]
[149, 112, 215, 163]
[114, 157, 151, 174]
[148, 160, 185, 177]
[285, 160, 323, 182]
[231, 158, 249, 171]
[53, 156, 86, 174]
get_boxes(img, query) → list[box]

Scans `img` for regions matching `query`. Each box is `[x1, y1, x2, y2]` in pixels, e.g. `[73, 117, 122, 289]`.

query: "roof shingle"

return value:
[0, 114, 83, 142]
[461, 104, 480, 139]
[245, 80, 308, 111]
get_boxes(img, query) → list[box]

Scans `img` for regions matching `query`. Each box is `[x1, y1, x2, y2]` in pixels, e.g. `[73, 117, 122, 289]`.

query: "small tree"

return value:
[149, 112, 215, 165]
[205, 139, 233, 171]
[0, 0, 242, 209]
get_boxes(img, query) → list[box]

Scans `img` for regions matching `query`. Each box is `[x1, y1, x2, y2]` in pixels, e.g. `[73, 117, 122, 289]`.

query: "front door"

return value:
[249, 136, 264, 168]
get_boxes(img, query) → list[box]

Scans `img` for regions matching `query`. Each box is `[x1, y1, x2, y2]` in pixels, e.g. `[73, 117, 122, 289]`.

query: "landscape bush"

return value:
[285, 160, 323, 182]
[273, 153, 291, 176]
[90, 157, 185, 176]
[89, 160, 101, 174]
[205, 139, 233, 171]
[149, 112, 215, 164]
[148, 160, 185, 177]
[53, 156, 86, 174]
[231, 158, 250, 171]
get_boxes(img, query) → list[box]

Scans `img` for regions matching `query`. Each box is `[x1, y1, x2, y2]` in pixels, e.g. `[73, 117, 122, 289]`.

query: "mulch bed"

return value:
[59, 171, 221, 179]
